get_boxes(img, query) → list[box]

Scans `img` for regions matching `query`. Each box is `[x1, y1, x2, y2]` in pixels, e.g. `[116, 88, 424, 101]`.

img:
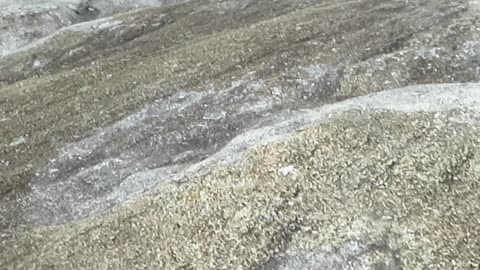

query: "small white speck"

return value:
[32, 60, 45, 68]
[278, 165, 295, 176]
[9, 136, 26, 147]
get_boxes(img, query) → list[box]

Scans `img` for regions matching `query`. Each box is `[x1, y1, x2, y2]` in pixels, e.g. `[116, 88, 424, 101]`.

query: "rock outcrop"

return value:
[0, 0, 189, 56]
[1, 0, 480, 269]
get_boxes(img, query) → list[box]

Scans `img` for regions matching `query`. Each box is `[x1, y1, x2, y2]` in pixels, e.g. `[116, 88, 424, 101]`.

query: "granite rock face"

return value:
[1, 0, 480, 269]
[0, 0, 190, 56]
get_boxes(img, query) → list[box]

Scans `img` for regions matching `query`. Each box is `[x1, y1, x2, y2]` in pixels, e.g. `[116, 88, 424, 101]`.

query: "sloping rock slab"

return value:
[0, 0, 191, 56]
[1, 0, 480, 268]
[2, 83, 480, 269]
[2, 1, 479, 217]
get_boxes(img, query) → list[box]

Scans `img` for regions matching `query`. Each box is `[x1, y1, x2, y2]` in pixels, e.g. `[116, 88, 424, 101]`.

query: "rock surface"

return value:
[1, 0, 480, 269]
[0, 0, 189, 56]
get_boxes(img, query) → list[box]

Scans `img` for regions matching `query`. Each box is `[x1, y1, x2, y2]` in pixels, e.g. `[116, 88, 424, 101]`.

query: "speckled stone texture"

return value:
[1, 0, 480, 269]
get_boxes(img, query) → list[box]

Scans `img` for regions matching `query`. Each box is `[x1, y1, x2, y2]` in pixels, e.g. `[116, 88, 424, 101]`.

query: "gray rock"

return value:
[1, 0, 480, 269]
[0, 0, 190, 56]
[3, 83, 480, 269]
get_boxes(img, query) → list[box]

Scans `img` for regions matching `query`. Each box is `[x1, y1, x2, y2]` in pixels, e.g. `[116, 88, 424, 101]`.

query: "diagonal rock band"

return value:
[1, 0, 480, 269]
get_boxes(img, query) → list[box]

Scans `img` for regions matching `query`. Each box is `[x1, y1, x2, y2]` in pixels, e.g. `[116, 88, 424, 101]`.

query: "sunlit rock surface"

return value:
[0, 0, 189, 56]
[1, 0, 480, 269]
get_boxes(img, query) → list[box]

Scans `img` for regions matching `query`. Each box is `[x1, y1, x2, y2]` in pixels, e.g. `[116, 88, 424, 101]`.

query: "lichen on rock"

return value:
[1, 0, 480, 269]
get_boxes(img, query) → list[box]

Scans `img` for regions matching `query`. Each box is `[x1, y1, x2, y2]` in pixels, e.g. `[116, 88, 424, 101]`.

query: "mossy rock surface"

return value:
[1, 0, 480, 269]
